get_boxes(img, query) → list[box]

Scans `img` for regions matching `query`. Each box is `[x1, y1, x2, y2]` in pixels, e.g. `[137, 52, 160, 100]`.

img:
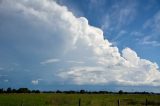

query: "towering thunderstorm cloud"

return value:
[0, 0, 160, 86]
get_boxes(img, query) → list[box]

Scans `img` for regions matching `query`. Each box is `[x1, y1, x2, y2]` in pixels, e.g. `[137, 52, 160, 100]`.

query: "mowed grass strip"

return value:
[0, 93, 160, 106]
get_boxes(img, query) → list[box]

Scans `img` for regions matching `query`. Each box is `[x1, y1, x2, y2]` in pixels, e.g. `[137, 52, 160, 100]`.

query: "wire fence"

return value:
[18, 98, 160, 106]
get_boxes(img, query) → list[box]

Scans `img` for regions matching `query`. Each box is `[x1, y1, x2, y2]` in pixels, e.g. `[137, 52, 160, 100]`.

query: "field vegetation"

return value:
[0, 93, 160, 106]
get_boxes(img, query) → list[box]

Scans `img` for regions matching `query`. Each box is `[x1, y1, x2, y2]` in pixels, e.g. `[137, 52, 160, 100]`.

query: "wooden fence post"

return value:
[79, 98, 81, 106]
[118, 99, 120, 106]
[21, 101, 23, 106]
[145, 98, 148, 106]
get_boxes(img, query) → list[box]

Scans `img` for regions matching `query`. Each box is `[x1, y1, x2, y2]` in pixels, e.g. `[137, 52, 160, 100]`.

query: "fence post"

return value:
[118, 99, 120, 106]
[21, 101, 23, 106]
[79, 98, 81, 106]
[145, 98, 148, 106]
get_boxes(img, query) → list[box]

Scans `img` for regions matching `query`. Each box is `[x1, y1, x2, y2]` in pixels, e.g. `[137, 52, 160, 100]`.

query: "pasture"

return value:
[0, 93, 160, 106]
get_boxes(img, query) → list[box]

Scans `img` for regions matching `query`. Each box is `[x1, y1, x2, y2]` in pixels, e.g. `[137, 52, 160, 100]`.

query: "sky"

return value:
[0, 0, 160, 92]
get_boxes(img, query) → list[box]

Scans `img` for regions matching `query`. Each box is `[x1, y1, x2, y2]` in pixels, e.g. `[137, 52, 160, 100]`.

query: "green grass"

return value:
[0, 93, 160, 106]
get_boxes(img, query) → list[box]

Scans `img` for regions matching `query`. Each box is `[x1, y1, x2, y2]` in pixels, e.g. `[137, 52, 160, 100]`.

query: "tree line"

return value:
[0, 88, 159, 94]
[0, 88, 40, 93]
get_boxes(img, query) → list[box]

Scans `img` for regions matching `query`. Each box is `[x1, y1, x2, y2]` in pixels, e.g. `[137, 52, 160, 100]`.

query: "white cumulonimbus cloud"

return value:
[31, 80, 39, 85]
[0, 0, 160, 86]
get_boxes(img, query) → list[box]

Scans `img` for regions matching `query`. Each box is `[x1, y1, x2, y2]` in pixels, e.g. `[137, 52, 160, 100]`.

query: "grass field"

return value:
[0, 93, 160, 106]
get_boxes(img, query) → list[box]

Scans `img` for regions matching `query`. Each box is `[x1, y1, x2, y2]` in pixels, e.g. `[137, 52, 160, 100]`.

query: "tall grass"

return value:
[0, 93, 160, 106]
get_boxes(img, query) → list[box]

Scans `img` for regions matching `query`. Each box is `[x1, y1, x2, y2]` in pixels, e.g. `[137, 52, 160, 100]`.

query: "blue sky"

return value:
[0, 0, 160, 92]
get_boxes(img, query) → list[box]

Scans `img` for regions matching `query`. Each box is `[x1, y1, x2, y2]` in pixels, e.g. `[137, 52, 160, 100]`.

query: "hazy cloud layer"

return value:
[0, 0, 160, 86]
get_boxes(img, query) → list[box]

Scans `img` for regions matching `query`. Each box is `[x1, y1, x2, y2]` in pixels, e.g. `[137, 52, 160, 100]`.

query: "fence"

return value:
[77, 98, 160, 106]
[7, 98, 160, 106]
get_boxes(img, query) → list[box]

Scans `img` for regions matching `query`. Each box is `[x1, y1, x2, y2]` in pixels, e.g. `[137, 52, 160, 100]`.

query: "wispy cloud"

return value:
[31, 79, 42, 85]
[130, 31, 144, 37]
[141, 36, 160, 47]
[0, 67, 4, 70]
[128, 10, 160, 48]
[143, 11, 160, 34]
[31, 80, 39, 85]
[66, 60, 84, 64]
[101, 0, 137, 31]
[4, 79, 9, 82]
[0, 74, 8, 77]
[40, 59, 60, 65]
[113, 30, 127, 41]
[89, 0, 106, 9]
[136, 11, 160, 47]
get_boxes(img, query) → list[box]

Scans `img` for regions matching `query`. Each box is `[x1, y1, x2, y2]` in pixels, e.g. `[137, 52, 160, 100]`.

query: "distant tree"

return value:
[31, 90, 36, 93]
[92, 91, 98, 94]
[17, 88, 31, 93]
[32, 90, 40, 93]
[7, 87, 12, 93]
[118, 90, 123, 94]
[124, 92, 128, 94]
[35, 90, 40, 93]
[142, 91, 149, 94]
[56, 90, 62, 93]
[80, 90, 85, 94]
[64, 90, 76, 94]
[99, 91, 109, 94]
[12, 89, 17, 93]
[0, 88, 4, 93]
